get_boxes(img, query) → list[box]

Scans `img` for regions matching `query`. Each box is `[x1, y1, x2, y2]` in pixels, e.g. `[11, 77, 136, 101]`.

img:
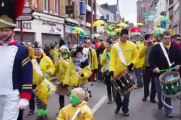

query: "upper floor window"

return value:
[106, 14, 109, 20]
[43, 0, 49, 12]
[54, 0, 59, 14]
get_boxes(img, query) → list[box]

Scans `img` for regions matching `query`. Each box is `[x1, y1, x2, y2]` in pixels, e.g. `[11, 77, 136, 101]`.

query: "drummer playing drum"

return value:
[109, 29, 139, 116]
[149, 31, 181, 118]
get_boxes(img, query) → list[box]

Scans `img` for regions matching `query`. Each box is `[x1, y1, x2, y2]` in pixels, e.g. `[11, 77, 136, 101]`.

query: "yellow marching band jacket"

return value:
[100, 40, 147, 77]
[27, 46, 92, 104]
[57, 101, 94, 120]
[54, 57, 92, 87]
[27, 39, 150, 103]
[89, 48, 98, 70]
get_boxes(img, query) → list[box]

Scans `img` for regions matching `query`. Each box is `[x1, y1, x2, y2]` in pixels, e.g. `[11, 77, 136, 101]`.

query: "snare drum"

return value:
[159, 71, 181, 97]
[112, 70, 136, 96]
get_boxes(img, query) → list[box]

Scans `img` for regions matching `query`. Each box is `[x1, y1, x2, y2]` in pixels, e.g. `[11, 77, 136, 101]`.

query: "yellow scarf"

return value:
[164, 42, 171, 49]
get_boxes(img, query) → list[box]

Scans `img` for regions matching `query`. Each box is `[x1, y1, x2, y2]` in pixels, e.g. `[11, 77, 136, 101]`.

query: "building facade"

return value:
[15, 0, 97, 47]
[137, 0, 153, 32]
[15, 0, 65, 48]
[172, 0, 180, 34]
[153, 0, 181, 34]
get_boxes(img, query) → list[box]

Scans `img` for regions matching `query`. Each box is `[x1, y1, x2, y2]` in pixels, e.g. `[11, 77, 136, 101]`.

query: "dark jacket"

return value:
[0, 41, 33, 100]
[149, 43, 181, 74]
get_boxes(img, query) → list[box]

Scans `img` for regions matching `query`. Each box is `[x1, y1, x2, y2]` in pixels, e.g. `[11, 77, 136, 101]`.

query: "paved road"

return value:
[24, 82, 181, 120]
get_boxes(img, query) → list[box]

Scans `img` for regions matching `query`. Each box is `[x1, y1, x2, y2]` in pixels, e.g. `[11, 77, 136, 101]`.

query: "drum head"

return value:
[159, 71, 180, 83]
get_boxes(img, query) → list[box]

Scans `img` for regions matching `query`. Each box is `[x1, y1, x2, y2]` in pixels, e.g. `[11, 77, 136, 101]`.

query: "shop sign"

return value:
[17, 21, 32, 30]
[49, 26, 61, 33]
[42, 20, 56, 26]
[17, 6, 34, 21]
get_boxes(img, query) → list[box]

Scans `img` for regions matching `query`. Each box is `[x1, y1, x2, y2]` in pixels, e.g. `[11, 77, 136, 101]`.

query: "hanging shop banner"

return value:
[80, 1, 86, 16]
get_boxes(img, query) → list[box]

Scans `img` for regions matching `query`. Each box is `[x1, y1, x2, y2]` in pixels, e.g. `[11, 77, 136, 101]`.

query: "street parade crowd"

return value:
[0, 0, 181, 120]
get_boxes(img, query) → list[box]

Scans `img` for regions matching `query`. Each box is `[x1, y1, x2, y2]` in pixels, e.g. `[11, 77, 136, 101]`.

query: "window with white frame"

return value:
[43, 0, 49, 12]
[54, 0, 59, 14]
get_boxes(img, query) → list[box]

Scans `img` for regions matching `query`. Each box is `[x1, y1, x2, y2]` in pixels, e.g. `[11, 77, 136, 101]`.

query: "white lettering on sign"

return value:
[17, 22, 32, 30]
[42, 20, 56, 26]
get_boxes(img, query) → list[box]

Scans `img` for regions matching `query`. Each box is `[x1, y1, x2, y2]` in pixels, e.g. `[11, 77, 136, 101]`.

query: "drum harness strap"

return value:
[159, 42, 174, 68]
[159, 42, 181, 109]
[114, 42, 128, 66]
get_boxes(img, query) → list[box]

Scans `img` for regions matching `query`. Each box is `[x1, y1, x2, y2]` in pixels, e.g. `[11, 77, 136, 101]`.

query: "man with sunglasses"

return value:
[172, 35, 181, 49]
[0, 1, 33, 120]
[149, 31, 181, 118]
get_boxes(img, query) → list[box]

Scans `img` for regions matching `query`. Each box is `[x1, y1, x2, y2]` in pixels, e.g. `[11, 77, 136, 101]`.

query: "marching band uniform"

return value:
[31, 44, 55, 120]
[72, 46, 92, 85]
[83, 40, 98, 97]
[0, 1, 33, 120]
[55, 46, 79, 87]
[149, 31, 181, 117]
[134, 41, 145, 88]
[83, 40, 98, 76]
[57, 87, 94, 120]
[109, 29, 139, 116]
[72, 46, 92, 101]
[50, 43, 59, 63]
[55, 46, 79, 110]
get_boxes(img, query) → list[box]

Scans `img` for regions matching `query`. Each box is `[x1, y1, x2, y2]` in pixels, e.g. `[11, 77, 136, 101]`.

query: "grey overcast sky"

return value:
[97, 0, 137, 25]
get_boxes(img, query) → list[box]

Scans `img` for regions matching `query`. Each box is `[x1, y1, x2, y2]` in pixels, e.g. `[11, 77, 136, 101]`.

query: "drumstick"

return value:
[160, 65, 181, 72]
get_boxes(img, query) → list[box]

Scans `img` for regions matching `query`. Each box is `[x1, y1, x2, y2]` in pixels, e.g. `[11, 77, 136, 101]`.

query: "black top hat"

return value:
[33, 41, 41, 48]
[73, 46, 83, 57]
[0, 0, 25, 28]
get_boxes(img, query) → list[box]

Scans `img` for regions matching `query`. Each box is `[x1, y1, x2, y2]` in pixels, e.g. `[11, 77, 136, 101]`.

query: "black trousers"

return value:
[59, 95, 65, 110]
[29, 92, 35, 111]
[103, 71, 113, 98]
[97, 63, 103, 81]
[17, 110, 23, 120]
[29, 85, 36, 111]
[143, 66, 156, 100]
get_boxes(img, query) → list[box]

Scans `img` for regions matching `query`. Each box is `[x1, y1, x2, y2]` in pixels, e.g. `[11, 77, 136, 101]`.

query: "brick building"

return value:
[15, 0, 96, 47]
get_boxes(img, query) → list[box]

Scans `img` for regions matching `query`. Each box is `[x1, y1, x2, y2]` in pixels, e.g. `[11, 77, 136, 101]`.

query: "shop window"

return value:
[54, 0, 59, 15]
[43, 0, 49, 12]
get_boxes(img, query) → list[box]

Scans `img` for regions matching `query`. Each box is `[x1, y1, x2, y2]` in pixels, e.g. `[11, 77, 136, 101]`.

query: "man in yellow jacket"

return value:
[134, 40, 145, 88]
[109, 29, 139, 116]
[50, 43, 59, 63]
[57, 87, 94, 120]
